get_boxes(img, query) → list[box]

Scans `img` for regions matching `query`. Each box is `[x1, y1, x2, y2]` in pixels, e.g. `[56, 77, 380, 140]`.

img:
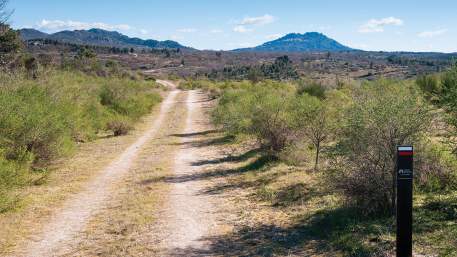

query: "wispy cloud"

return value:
[239, 14, 275, 26]
[358, 17, 403, 33]
[418, 28, 448, 38]
[233, 14, 276, 33]
[36, 19, 132, 31]
[233, 25, 252, 33]
[177, 28, 197, 33]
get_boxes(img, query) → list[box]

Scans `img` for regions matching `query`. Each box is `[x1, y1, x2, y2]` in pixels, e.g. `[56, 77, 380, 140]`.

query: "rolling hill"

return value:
[234, 32, 354, 52]
[19, 28, 188, 49]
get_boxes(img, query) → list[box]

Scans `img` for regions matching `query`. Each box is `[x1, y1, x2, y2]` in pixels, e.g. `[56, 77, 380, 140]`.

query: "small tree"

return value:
[0, 1, 22, 68]
[0, 27, 22, 68]
[301, 100, 331, 170]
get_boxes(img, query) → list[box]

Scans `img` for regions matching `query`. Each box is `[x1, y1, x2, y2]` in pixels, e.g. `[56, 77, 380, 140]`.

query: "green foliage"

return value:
[76, 47, 97, 60]
[332, 80, 432, 214]
[0, 26, 23, 67]
[415, 142, 457, 192]
[296, 80, 326, 99]
[416, 74, 440, 102]
[0, 70, 161, 208]
[419, 66, 457, 156]
[213, 81, 318, 154]
[99, 79, 161, 120]
[0, 85, 74, 164]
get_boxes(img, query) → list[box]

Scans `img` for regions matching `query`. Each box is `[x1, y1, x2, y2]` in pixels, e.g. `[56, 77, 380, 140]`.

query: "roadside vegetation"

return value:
[0, 11, 162, 212]
[183, 69, 457, 255]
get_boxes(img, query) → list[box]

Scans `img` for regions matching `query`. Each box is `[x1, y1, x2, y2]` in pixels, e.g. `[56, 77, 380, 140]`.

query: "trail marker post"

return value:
[396, 146, 413, 257]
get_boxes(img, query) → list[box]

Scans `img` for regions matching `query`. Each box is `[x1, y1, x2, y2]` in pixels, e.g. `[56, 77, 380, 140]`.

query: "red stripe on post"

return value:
[399, 151, 413, 156]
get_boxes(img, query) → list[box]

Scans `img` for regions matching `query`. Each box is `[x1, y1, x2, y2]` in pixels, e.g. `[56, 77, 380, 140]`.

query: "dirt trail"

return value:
[159, 90, 218, 253]
[17, 88, 179, 257]
[137, 87, 239, 257]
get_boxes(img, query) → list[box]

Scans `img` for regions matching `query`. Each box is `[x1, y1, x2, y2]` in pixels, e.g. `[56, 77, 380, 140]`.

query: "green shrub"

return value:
[0, 70, 161, 210]
[297, 80, 326, 99]
[415, 142, 457, 192]
[0, 85, 74, 165]
[416, 74, 440, 102]
[0, 26, 23, 68]
[331, 80, 432, 215]
[212, 82, 319, 154]
[99, 79, 161, 120]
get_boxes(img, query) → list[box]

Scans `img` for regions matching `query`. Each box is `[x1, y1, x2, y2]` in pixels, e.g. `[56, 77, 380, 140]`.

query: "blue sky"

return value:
[7, 0, 457, 52]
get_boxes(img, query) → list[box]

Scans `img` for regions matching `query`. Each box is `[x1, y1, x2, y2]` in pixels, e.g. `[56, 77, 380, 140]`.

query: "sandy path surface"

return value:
[162, 90, 217, 252]
[15, 89, 179, 257]
[147, 89, 236, 257]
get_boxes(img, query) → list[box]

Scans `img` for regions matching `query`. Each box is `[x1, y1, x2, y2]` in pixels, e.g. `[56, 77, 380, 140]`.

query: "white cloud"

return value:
[177, 28, 197, 33]
[358, 17, 403, 33]
[239, 14, 275, 26]
[140, 29, 148, 35]
[418, 28, 448, 38]
[233, 25, 252, 33]
[36, 19, 132, 31]
[266, 33, 282, 40]
[210, 29, 223, 33]
[233, 14, 276, 33]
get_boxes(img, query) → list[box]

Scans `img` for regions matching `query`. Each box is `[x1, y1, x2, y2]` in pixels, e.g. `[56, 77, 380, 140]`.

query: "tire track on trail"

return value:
[166, 90, 214, 251]
[152, 89, 234, 256]
[16, 88, 179, 257]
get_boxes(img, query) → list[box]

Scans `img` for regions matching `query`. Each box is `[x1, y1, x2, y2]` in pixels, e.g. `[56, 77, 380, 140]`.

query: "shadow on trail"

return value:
[170, 135, 235, 148]
[140, 155, 275, 186]
[169, 129, 219, 138]
[191, 148, 261, 166]
[167, 207, 394, 257]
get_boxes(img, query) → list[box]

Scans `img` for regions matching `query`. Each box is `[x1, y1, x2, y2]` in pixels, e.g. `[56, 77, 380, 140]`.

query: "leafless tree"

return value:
[0, 0, 12, 26]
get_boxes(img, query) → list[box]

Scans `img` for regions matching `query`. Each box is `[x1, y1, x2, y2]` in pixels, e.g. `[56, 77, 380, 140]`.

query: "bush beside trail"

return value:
[0, 71, 161, 211]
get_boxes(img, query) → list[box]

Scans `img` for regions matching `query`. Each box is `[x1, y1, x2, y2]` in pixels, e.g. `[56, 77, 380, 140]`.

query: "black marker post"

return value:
[396, 146, 413, 257]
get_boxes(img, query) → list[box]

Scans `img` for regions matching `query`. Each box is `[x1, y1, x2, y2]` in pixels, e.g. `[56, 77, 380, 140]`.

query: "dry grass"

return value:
[203, 142, 344, 256]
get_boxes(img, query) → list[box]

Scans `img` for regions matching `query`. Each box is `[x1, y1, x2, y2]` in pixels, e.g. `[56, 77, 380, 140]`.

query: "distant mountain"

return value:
[19, 28, 50, 40]
[19, 28, 188, 49]
[234, 32, 354, 52]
